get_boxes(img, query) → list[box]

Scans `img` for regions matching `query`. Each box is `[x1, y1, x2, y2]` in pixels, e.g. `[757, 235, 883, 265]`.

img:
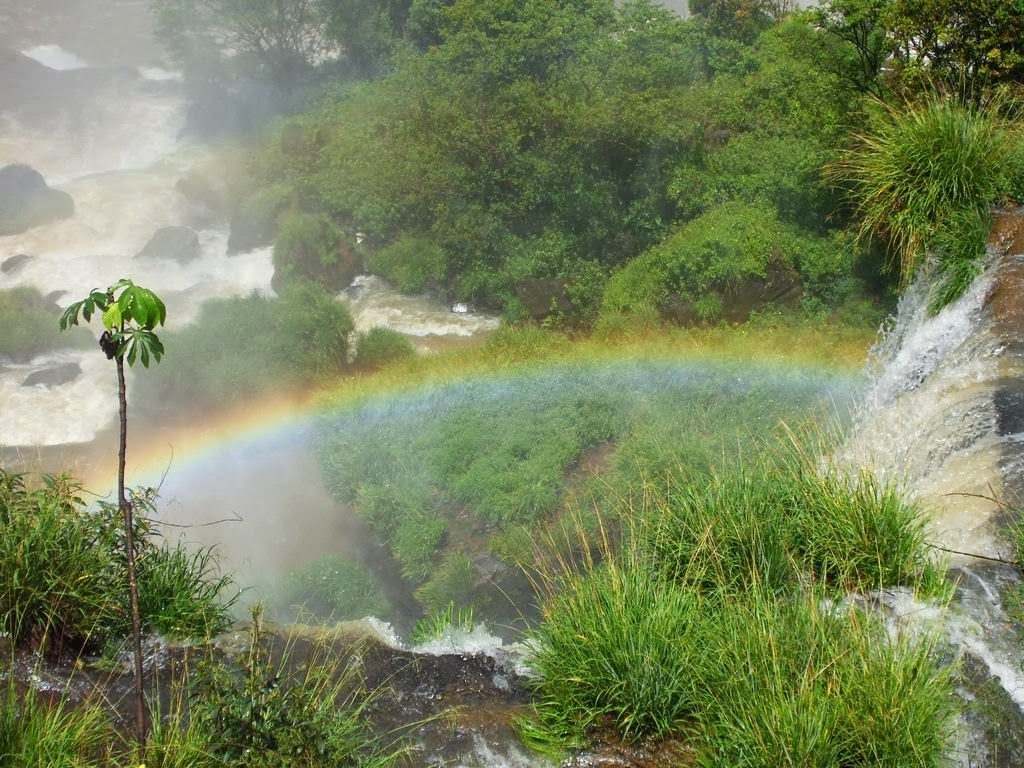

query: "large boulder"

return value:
[21, 362, 82, 388]
[176, 168, 229, 227]
[0, 164, 74, 235]
[136, 226, 201, 265]
[1, 254, 33, 274]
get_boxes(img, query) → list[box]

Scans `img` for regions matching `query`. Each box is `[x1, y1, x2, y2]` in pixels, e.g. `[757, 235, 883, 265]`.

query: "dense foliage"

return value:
[143, 284, 354, 411]
[0, 287, 88, 362]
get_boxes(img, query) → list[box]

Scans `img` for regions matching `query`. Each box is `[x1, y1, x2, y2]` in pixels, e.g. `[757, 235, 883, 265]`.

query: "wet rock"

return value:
[1, 253, 33, 274]
[513, 277, 573, 320]
[45, 290, 67, 305]
[21, 362, 82, 388]
[136, 226, 201, 265]
[0, 164, 74, 236]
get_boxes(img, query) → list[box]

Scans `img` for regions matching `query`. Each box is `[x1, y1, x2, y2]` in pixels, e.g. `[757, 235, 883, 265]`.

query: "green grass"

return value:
[837, 96, 1023, 312]
[0, 470, 237, 652]
[0, 684, 113, 768]
[410, 601, 475, 645]
[280, 555, 390, 620]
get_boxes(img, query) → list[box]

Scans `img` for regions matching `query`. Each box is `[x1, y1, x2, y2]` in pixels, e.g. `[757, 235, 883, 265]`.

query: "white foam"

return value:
[21, 44, 88, 71]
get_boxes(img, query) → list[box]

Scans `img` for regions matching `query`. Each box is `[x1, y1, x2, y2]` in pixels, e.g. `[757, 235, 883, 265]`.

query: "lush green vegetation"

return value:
[315, 352, 851, 614]
[0, 612, 395, 768]
[0, 471, 236, 653]
[836, 98, 1024, 312]
[280, 555, 390, 620]
[0, 287, 88, 362]
[523, 453, 954, 761]
[354, 326, 415, 369]
[143, 284, 354, 411]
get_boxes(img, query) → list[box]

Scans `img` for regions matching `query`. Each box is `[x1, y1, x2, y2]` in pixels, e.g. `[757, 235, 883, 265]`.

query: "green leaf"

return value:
[102, 303, 123, 331]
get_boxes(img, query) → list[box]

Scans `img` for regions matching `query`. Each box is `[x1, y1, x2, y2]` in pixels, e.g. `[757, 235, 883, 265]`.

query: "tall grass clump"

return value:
[0, 685, 113, 768]
[837, 97, 1023, 312]
[696, 591, 956, 768]
[0, 470, 237, 652]
[526, 556, 707, 747]
[640, 452, 933, 595]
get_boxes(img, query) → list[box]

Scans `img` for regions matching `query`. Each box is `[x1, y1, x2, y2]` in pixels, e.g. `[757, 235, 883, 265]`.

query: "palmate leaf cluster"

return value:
[59, 279, 167, 368]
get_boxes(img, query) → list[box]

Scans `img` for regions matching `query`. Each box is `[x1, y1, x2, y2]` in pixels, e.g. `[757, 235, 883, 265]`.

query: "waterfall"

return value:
[844, 209, 1024, 767]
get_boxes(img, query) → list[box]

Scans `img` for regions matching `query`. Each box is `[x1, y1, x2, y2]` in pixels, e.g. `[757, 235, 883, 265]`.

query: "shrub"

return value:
[414, 552, 476, 614]
[282, 555, 390, 620]
[355, 326, 415, 368]
[392, 513, 447, 583]
[602, 202, 852, 320]
[640, 455, 934, 595]
[366, 237, 447, 294]
[189, 606, 396, 768]
[0, 287, 88, 362]
[696, 591, 956, 768]
[145, 286, 353, 409]
[136, 540, 237, 639]
[836, 97, 1023, 312]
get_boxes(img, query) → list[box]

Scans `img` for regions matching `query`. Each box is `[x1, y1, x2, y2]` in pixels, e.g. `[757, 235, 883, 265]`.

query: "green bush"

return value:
[392, 513, 447, 583]
[145, 286, 353, 409]
[273, 212, 358, 292]
[414, 552, 476, 614]
[0, 287, 88, 362]
[527, 558, 706, 744]
[837, 97, 1023, 312]
[641, 455, 933, 595]
[355, 326, 415, 368]
[366, 237, 447, 294]
[602, 202, 853, 320]
[282, 555, 389, 620]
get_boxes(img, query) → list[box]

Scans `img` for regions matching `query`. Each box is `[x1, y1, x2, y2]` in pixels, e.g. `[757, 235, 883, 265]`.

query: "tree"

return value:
[60, 279, 167, 744]
[886, 0, 1024, 105]
[813, 0, 890, 97]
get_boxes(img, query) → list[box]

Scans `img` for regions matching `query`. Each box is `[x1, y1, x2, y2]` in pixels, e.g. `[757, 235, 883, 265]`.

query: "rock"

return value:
[44, 290, 67, 305]
[0, 164, 74, 236]
[21, 362, 82, 388]
[136, 226, 201, 264]
[1, 253, 33, 274]
[176, 169, 228, 226]
[513, 278, 573, 320]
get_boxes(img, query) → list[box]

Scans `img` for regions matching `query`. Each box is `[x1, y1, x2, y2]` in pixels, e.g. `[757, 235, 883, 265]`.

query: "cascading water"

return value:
[844, 216, 1024, 767]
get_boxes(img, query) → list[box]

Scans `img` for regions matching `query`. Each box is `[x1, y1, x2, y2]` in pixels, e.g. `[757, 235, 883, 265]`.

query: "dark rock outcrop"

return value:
[21, 362, 82, 388]
[136, 226, 201, 265]
[176, 169, 228, 227]
[1, 253, 33, 274]
[271, 237, 361, 294]
[0, 164, 74, 236]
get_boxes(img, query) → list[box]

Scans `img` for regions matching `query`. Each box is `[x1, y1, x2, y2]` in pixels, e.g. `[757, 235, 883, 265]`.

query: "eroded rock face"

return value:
[21, 362, 82, 388]
[136, 226, 201, 264]
[0, 164, 74, 236]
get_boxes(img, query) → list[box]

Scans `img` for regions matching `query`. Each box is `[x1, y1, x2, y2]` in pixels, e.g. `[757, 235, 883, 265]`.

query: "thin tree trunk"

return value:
[117, 355, 147, 746]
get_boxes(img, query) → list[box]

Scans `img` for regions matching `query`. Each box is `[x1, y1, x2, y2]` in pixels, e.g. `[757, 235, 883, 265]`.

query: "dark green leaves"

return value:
[58, 279, 167, 368]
